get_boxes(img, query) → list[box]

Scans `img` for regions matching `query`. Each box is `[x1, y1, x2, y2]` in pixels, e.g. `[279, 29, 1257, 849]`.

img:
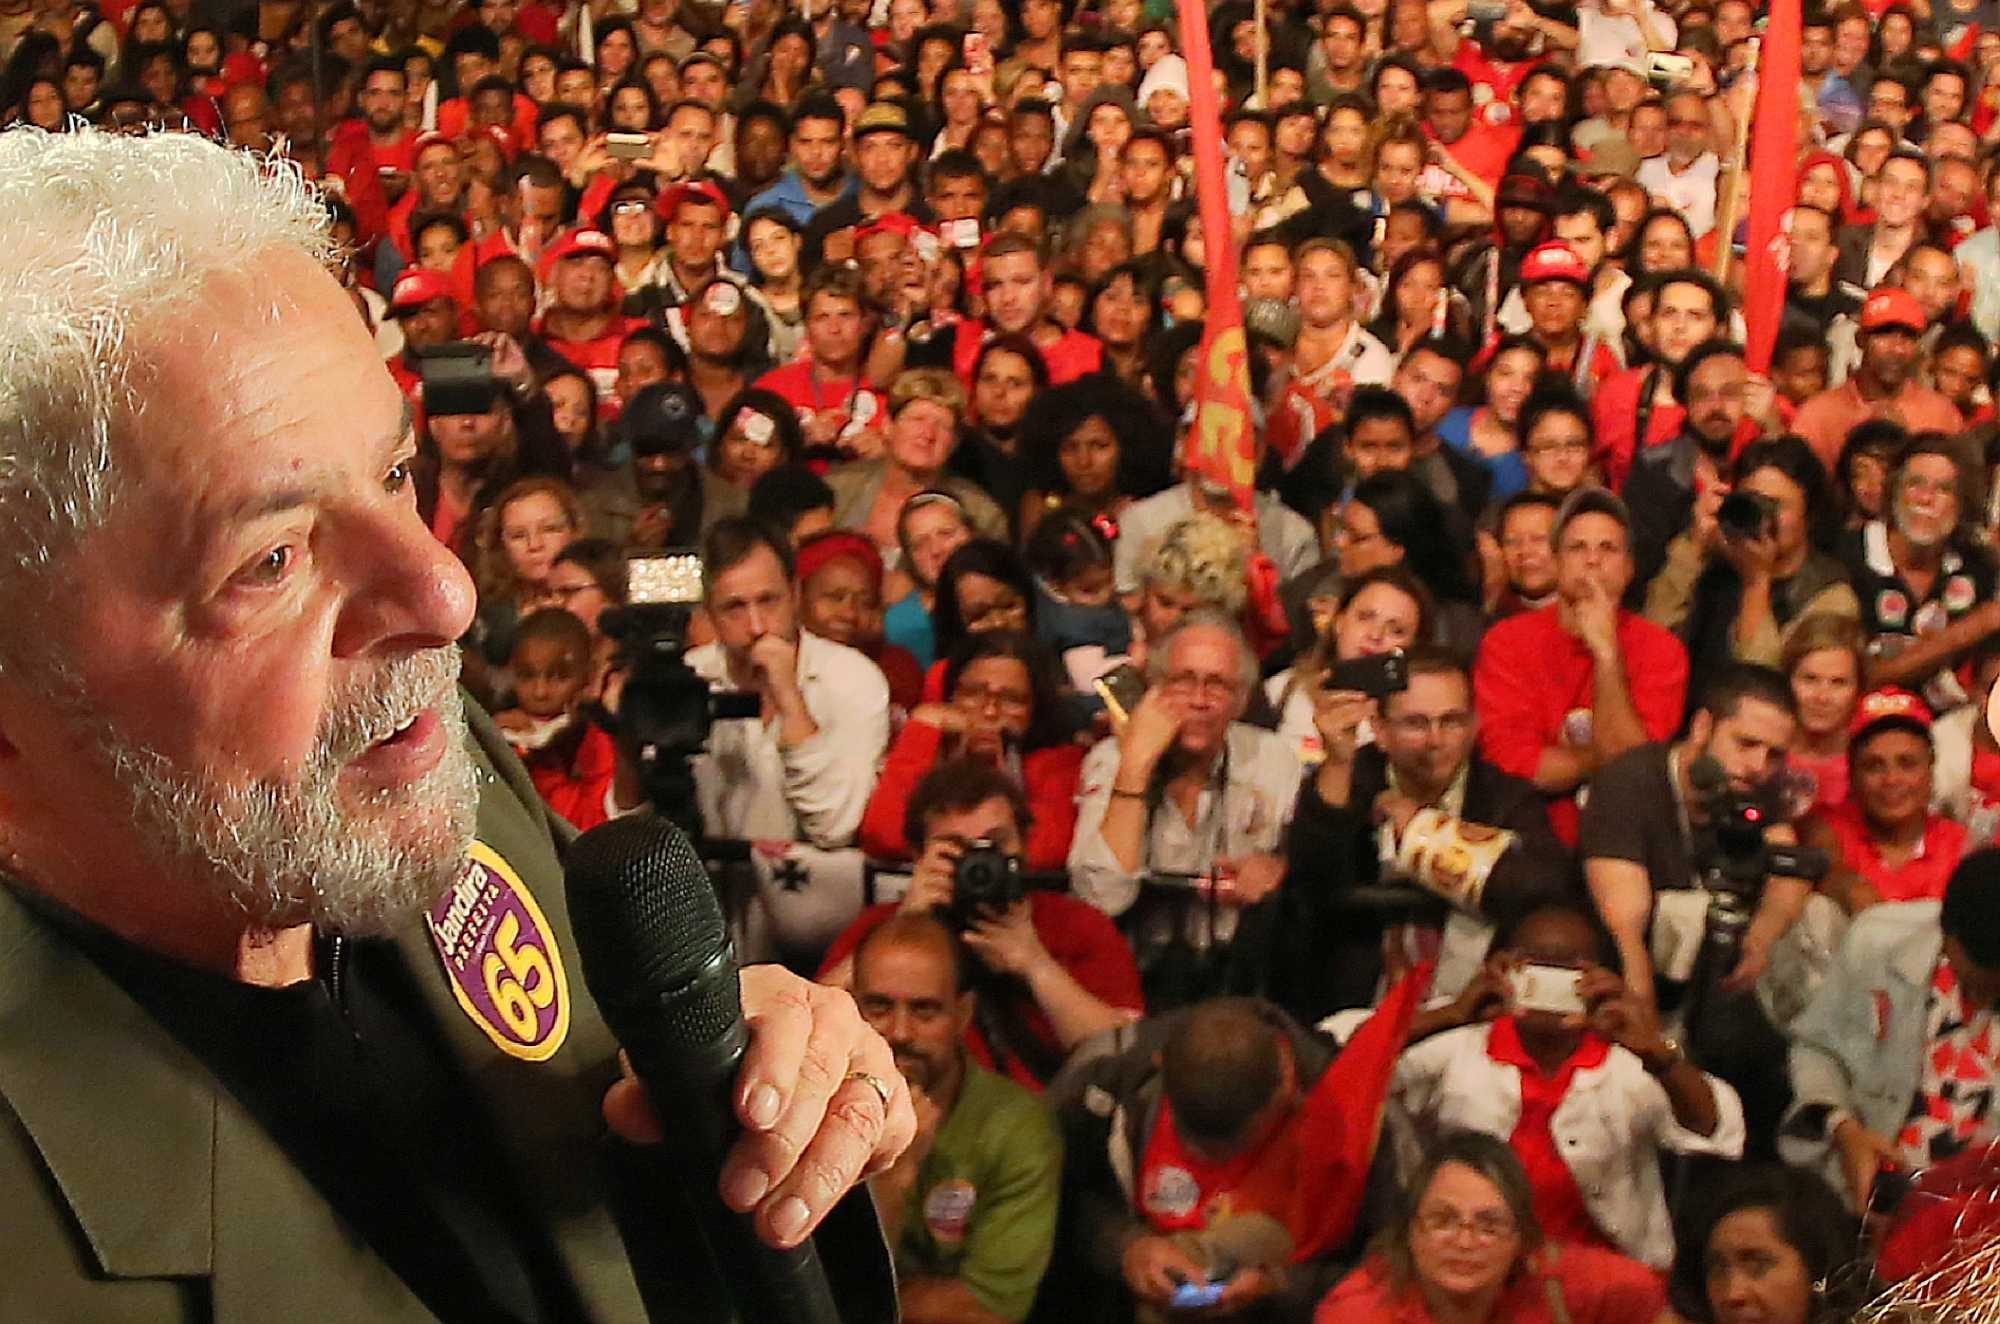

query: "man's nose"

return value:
[332, 508, 477, 658]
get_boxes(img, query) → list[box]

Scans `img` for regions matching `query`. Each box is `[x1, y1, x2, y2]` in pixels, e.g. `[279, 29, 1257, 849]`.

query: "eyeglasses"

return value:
[1415, 1209, 1517, 1244]
[1164, 671, 1245, 700]
[956, 682, 1032, 712]
[1527, 438, 1590, 456]
[1385, 711, 1475, 738]
[612, 199, 652, 215]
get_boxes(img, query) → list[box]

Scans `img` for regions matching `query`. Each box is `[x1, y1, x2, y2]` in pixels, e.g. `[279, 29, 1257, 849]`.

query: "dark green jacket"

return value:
[0, 699, 893, 1322]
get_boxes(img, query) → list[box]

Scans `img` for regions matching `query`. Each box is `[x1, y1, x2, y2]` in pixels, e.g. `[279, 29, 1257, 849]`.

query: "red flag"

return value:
[1742, 0, 1803, 374]
[1174, 0, 1259, 510]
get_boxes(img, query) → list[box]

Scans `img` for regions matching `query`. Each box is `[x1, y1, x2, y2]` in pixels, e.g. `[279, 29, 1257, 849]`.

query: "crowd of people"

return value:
[9, 0, 2000, 1317]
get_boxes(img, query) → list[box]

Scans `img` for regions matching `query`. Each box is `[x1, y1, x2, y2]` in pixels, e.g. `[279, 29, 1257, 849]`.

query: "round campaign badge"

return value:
[1945, 575, 1976, 613]
[924, 1179, 979, 1245]
[1143, 1165, 1201, 1221]
[426, 840, 573, 1062]
[1876, 589, 1909, 630]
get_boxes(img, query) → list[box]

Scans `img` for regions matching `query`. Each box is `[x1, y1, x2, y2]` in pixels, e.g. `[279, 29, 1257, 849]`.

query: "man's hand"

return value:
[1215, 852, 1286, 906]
[630, 503, 675, 549]
[567, 134, 613, 188]
[1581, 966, 1673, 1057]
[840, 426, 887, 461]
[961, 899, 1052, 975]
[1567, 579, 1622, 662]
[1206, 1266, 1281, 1316]
[468, 330, 532, 391]
[1720, 935, 1772, 992]
[1834, 1117, 1901, 1212]
[1121, 1234, 1209, 1305]
[747, 633, 803, 699]
[800, 409, 843, 448]
[1451, 959, 1511, 1027]
[602, 966, 917, 1249]
[1373, 790, 1422, 839]
[1118, 687, 1184, 778]
[900, 837, 962, 916]
[1312, 688, 1375, 767]
[1720, 528, 1781, 587]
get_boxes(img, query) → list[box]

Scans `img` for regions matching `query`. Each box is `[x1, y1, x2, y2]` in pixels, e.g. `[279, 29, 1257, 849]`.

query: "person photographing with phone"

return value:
[1383, 901, 1743, 1270]
[1267, 647, 1575, 1025]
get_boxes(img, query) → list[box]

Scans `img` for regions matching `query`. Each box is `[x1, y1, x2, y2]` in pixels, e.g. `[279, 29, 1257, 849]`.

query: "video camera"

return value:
[599, 552, 759, 834]
[1688, 755, 1830, 947]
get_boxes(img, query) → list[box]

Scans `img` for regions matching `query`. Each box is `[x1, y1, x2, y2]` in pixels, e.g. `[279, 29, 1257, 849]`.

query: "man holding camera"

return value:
[1622, 339, 1767, 593]
[1266, 649, 1575, 1024]
[821, 760, 1143, 1090]
[1580, 663, 1817, 1147]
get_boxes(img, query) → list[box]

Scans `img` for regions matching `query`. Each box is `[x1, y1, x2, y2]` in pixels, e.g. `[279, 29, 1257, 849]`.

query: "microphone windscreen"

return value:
[565, 816, 735, 1045]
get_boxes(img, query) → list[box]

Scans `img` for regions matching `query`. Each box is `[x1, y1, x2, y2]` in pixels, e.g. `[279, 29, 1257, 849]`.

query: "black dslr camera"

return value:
[414, 342, 500, 417]
[948, 839, 1025, 929]
[599, 552, 758, 834]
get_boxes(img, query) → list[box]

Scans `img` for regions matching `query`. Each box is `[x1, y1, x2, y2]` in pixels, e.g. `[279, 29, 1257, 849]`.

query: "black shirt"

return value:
[67, 921, 587, 1324]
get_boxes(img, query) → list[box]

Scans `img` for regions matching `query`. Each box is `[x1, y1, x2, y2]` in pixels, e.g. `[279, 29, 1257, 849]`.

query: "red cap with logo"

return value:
[855, 211, 921, 246]
[1859, 286, 1927, 335]
[1849, 686, 1934, 746]
[656, 179, 733, 224]
[388, 266, 456, 315]
[1519, 241, 1591, 287]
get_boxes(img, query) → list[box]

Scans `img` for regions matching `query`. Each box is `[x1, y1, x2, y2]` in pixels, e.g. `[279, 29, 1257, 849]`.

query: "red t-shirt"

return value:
[754, 360, 889, 444]
[540, 314, 649, 412]
[1423, 117, 1521, 189]
[1487, 1018, 1618, 1253]
[1316, 1245, 1666, 1324]
[1451, 41, 1535, 104]
[1474, 604, 1689, 846]
[858, 720, 1083, 872]
[517, 722, 618, 832]
[1589, 366, 1684, 492]
[1820, 800, 1967, 904]
[949, 320, 1105, 387]
[818, 892, 1143, 1090]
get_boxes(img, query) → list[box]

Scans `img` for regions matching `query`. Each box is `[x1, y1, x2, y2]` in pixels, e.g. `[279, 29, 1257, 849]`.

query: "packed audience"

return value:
[13, 0, 2000, 1315]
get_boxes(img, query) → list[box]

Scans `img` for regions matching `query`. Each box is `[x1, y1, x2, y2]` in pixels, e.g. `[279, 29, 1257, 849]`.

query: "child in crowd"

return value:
[495, 608, 618, 832]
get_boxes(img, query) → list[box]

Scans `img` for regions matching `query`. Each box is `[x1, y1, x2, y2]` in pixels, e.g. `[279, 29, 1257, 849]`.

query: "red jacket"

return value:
[515, 721, 618, 832]
[859, 720, 1083, 871]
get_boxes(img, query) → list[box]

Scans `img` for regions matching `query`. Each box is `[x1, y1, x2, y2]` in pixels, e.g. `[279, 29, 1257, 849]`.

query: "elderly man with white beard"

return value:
[0, 129, 911, 1321]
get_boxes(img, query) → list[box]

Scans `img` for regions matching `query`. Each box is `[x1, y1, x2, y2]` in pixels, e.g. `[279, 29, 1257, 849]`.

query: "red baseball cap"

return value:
[387, 267, 456, 315]
[1519, 240, 1591, 287]
[1850, 687, 1934, 747]
[656, 179, 733, 224]
[410, 130, 454, 160]
[1859, 286, 1927, 335]
[855, 211, 921, 246]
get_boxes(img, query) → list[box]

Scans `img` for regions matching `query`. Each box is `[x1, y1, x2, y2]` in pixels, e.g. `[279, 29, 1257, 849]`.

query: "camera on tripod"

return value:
[1688, 756, 1830, 945]
[599, 552, 759, 833]
[948, 839, 1025, 929]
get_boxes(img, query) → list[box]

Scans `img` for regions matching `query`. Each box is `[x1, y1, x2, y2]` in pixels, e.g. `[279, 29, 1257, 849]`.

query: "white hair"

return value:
[0, 129, 333, 652]
[1146, 607, 1258, 691]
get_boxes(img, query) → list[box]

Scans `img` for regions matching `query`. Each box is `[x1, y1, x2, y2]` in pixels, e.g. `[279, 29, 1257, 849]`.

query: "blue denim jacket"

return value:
[1779, 900, 1943, 1203]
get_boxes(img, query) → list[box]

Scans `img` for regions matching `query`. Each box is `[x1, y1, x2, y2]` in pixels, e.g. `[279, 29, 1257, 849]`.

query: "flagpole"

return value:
[1254, 0, 1268, 107]
[1740, 0, 1803, 373]
[1710, 40, 1757, 287]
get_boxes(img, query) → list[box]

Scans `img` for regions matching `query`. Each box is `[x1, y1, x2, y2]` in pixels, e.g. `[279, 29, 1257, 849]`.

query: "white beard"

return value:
[91, 647, 480, 937]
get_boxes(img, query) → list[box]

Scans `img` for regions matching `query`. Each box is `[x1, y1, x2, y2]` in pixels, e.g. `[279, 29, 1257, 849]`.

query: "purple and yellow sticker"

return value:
[426, 840, 572, 1062]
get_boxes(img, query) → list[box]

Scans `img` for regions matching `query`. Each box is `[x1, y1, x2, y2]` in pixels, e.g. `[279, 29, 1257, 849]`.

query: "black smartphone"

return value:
[415, 341, 499, 417]
[1093, 663, 1147, 722]
[1327, 650, 1409, 700]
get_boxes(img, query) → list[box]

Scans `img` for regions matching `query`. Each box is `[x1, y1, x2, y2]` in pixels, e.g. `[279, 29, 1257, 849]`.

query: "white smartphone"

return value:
[606, 132, 651, 161]
[1511, 964, 1586, 1016]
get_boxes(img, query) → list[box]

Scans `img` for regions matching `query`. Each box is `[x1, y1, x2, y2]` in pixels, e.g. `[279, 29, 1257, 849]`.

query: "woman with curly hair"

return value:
[1018, 374, 1174, 542]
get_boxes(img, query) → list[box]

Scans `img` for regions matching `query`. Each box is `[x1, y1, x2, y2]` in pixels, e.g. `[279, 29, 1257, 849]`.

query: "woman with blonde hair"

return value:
[1780, 613, 1868, 817]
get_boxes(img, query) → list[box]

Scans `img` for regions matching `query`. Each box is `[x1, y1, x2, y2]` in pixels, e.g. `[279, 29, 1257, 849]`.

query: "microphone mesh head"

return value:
[565, 815, 729, 998]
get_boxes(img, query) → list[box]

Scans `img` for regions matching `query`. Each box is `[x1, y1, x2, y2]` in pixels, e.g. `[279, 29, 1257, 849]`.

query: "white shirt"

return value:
[1068, 722, 1302, 920]
[1111, 484, 1321, 596]
[1636, 151, 1720, 238]
[1388, 1020, 1745, 1268]
[1577, 4, 1675, 69]
[684, 629, 889, 849]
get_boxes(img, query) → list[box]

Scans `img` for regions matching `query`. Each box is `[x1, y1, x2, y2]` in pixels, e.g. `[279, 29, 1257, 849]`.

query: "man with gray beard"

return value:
[1840, 436, 2000, 713]
[0, 129, 911, 1320]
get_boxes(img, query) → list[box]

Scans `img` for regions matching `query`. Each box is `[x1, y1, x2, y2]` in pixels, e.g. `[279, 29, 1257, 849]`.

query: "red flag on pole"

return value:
[1741, 0, 1803, 374]
[1174, 0, 1259, 511]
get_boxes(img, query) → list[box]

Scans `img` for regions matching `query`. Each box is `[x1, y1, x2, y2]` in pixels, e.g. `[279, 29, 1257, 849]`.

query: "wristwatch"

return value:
[1642, 1036, 1686, 1075]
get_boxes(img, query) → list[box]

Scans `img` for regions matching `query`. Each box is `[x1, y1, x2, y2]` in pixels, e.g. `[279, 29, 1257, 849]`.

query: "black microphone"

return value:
[565, 815, 843, 1324]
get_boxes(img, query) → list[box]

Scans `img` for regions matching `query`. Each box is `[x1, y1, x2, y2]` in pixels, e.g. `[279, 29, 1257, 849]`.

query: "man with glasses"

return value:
[1267, 649, 1574, 1023]
[1071, 613, 1302, 1003]
[1838, 436, 1999, 709]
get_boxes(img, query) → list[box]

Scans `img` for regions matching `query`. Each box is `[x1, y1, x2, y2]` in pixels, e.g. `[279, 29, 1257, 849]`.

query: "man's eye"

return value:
[242, 545, 294, 586]
[385, 461, 413, 493]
